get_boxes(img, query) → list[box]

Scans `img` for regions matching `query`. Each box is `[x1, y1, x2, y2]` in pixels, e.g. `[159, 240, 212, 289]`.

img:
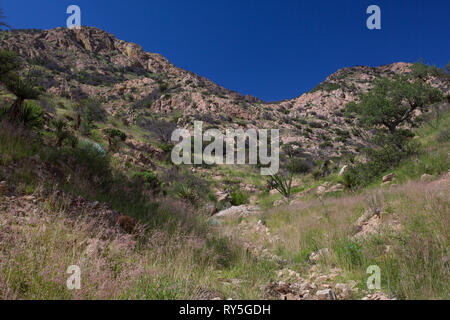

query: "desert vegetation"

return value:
[0, 22, 449, 300]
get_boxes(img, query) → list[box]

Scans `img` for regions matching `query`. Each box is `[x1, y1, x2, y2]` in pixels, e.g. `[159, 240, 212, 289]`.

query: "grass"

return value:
[0, 120, 279, 300]
[0, 97, 448, 300]
[263, 179, 449, 299]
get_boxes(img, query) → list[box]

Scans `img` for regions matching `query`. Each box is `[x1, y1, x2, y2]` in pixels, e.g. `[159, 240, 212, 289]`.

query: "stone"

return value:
[216, 191, 230, 202]
[361, 292, 391, 300]
[309, 248, 330, 263]
[334, 283, 351, 299]
[316, 289, 336, 300]
[85, 238, 106, 257]
[205, 202, 217, 216]
[420, 174, 433, 182]
[316, 185, 327, 195]
[315, 275, 328, 284]
[325, 183, 344, 193]
[0, 181, 7, 194]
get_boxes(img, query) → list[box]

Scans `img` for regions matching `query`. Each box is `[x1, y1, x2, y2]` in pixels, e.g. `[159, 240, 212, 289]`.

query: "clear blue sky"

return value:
[2, 0, 449, 101]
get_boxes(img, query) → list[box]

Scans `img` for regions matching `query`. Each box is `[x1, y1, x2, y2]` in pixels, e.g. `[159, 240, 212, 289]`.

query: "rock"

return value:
[91, 201, 100, 208]
[361, 292, 391, 300]
[338, 165, 348, 176]
[316, 289, 336, 300]
[269, 189, 279, 195]
[334, 283, 351, 299]
[84, 238, 106, 257]
[420, 174, 433, 182]
[382, 173, 395, 183]
[325, 183, 344, 194]
[22, 195, 35, 201]
[315, 275, 328, 284]
[0, 181, 7, 194]
[316, 185, 327, 195]
[214, 205, 260, 218]
[216, 191, 230, 202]
[205, 202, 217, 216]
[309, 248, 330, 263]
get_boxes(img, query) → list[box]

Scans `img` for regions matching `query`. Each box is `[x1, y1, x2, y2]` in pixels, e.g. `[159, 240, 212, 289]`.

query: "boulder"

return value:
[325, 183, 344, 194]
[316, 185, 327, 195]
[334, 283, 351, 299]
[316, 289, 336, 300]
[0, 181, 8, 195]
[420, 174, 434, 182]
[205, 202, 217, 216]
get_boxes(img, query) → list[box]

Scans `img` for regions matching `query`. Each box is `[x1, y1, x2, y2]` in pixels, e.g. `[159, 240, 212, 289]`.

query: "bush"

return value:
[230, 190, 249, 206]
[290, 158, 313, 174]
[43, 139, 111, 185]
[132, 171, 162, 192]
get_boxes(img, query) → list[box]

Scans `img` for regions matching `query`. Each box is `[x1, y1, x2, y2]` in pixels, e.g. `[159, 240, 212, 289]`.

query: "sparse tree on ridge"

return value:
[346, 76, 442, 135]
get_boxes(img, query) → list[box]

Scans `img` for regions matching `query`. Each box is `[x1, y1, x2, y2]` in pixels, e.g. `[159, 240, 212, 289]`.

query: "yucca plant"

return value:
[53, 118, 73, 147]
[268, 167, 293, 201]
[6, 69, 40, 123]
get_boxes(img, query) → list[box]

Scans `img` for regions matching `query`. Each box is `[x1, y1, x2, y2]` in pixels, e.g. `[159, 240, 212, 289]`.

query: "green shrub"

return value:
[132, 171, 162, 191]
[230, 190, 249, 206]
[290, 158, 313, 174]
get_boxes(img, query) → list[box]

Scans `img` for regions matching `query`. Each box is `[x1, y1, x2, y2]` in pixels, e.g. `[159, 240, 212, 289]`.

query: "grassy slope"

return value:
[254, 110, 450, 299]
[0, 100, 448, 299]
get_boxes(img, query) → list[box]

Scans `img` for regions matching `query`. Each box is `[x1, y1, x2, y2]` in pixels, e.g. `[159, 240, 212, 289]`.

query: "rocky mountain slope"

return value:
[2, 26, 448, 160]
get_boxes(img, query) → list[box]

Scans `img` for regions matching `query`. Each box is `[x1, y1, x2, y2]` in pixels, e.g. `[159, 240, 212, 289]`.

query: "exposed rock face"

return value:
[1, 27, 449, 160]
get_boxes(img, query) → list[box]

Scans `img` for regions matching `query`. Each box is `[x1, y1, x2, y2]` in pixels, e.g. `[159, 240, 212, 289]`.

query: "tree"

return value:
[138, 118, 176, 143]
[347, 76, 442, 135]
[410, 60, 449, 80]
[103, 128, 127, 151]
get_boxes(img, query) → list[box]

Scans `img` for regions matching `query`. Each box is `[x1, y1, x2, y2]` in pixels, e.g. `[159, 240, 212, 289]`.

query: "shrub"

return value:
[103, 128, 127, 151]
[290, 158, 313, 174]
[230, 190, 249, 206]
[132, 171, 162, 192]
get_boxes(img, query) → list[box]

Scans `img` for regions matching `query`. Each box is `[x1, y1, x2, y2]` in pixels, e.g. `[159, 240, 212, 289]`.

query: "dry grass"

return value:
[263, 177, 450, 299]
[0, 187, 277, 299]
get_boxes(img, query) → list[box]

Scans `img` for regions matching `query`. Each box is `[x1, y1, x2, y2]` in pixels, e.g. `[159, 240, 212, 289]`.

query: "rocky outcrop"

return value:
[3, 27, 448, 160]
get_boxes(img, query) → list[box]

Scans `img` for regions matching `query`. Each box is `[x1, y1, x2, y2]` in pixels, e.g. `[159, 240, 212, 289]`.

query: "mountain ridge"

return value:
[1, 26, 448, 160]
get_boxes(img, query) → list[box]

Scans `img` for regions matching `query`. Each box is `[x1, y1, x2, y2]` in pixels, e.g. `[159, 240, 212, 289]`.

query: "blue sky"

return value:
[2, 0, 449, 101]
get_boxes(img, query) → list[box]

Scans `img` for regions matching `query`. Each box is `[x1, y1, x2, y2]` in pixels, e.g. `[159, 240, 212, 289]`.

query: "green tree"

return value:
[347, 76, 442, 135]
[73, 98, 107, 132]
[410, 60, 449, 80]
[103, 128, 127, 151]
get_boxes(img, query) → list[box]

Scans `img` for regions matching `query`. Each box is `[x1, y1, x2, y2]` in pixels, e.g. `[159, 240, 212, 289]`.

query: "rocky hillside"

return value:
[1, 26, 448, 160]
